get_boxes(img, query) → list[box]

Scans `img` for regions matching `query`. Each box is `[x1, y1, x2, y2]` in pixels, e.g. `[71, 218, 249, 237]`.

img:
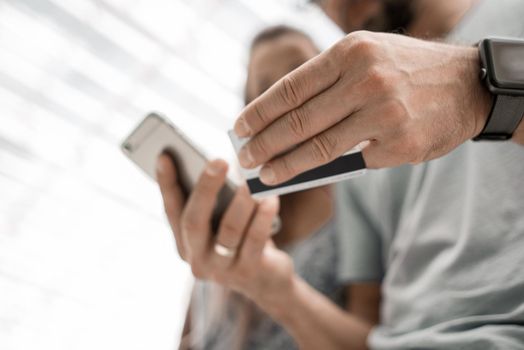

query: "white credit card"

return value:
[228, 130, 367, 198]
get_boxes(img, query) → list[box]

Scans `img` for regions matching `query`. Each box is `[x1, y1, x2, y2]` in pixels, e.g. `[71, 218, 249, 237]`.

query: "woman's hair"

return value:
[249, 25, 312, 52]
[244, 25, 316, 105]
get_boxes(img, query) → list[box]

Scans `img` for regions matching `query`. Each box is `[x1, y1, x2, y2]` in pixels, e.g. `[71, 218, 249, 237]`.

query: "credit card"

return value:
[228, 130, 367, 198]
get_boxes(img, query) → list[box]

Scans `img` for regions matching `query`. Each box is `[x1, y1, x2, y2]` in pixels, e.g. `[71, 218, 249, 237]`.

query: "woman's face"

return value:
[318, 0, 382, 33]
[245, 34, 319, 103]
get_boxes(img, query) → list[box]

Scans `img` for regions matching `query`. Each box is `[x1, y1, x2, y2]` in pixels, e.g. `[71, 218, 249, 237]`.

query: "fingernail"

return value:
[264, 195, 279, 208]
[260, 165, 276, 185]
[206, 161, 224, 177]
[235, 118, 251, 137]
[357, 140, 371, 150]
[238, 147, 254, 168]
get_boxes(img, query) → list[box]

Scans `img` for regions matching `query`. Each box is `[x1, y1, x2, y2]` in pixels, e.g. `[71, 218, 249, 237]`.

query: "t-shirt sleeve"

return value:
[334, 176, 385, 284]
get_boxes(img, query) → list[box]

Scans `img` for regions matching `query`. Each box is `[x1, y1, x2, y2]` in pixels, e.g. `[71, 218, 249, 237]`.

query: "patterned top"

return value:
[188, 218, 346, 350]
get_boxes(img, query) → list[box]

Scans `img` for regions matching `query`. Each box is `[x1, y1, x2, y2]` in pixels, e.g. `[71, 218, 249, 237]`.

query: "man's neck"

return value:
[408, 0, 478, 39]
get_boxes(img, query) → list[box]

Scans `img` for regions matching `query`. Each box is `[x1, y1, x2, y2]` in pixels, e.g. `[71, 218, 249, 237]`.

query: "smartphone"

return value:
[121, 112, 280, 233]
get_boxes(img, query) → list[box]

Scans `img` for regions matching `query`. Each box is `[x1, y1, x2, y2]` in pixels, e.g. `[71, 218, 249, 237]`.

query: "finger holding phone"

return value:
[156, 154, 295, 307]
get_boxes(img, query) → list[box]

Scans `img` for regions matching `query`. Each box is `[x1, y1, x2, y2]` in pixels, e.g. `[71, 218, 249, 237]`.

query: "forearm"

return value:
[257, 276, 373, 350]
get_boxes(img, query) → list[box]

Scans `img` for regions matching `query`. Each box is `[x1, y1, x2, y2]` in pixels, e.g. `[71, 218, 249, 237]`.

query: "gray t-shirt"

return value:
[336, 1, 524, 349]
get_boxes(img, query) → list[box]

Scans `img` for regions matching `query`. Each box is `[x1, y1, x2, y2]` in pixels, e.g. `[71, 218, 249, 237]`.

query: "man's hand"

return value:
[156, 154, 294, 308]
[234, 31, 493, 185]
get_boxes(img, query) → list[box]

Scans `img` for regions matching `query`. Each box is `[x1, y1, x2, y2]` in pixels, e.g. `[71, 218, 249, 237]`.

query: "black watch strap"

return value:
[474, 94, 524, 141]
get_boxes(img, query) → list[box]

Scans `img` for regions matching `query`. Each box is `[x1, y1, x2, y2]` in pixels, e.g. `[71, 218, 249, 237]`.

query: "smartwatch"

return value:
[474, 37, 524, 141]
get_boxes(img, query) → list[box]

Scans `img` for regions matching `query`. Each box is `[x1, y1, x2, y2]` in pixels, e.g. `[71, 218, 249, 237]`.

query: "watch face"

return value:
[487, 38, 524, 90]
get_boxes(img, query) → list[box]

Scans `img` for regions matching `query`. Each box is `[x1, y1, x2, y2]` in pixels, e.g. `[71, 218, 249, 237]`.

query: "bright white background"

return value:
[0, 1, 341, 349]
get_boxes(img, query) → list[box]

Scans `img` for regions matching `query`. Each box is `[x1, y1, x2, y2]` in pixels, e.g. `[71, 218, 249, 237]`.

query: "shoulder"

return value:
[449, 0, 524, 42]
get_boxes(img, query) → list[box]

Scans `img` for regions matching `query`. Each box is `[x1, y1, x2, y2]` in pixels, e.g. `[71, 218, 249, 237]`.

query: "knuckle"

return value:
[219, 220, 240, 239]
[326, 43, 346, 74]
[181, 212, 203, 233]
[366, 67, 390, 93]
[252, 102, 268, 126]
[280, 75, 301, 107]
[311, 134, 337, 163]
[248, 228, 268, 247]
[287, 108, 309, 139]
[250, 135, 269, 160]
[277, 157, 296, 180]
[332, 32, 376, 62]
[331, 38, 349, 58]
[190, 263, 206, 279]
[351, 32, 379, 57]
[348, 30, 370, 42]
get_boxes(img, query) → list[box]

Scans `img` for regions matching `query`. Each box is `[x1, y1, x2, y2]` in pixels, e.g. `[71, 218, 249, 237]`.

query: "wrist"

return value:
[255, 275, 303, 324]
[463, 46, 494, 139]
[513, 117, 524, 144]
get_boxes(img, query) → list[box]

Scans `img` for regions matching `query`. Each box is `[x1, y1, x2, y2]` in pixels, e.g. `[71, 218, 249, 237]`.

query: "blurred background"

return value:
[0, 0, 341, 349]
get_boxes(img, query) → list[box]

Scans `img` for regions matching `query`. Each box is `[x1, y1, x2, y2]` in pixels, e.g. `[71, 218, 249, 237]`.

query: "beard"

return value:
[363, 0, 416, 34]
